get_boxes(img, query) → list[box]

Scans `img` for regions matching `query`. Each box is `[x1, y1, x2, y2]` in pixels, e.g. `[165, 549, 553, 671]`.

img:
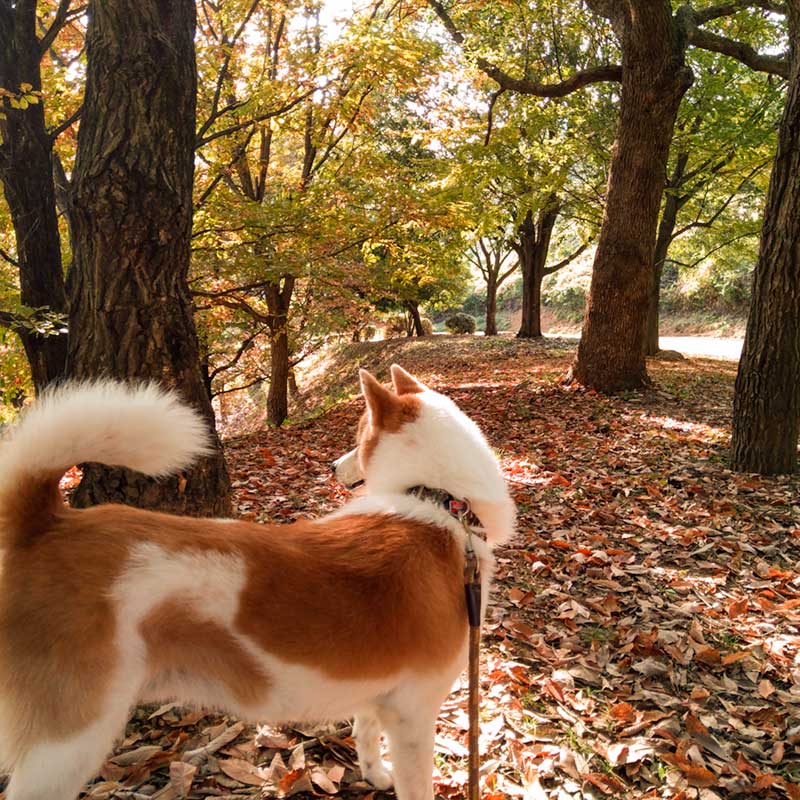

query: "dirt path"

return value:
[658, 335, 743, 360]
[547, 332, 743, 361]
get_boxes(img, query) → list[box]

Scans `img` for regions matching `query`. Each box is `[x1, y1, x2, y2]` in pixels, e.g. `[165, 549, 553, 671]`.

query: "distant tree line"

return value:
[0, 0, 796, 521]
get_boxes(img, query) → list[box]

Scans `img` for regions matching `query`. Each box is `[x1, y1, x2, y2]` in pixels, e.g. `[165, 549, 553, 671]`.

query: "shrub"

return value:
[420, 317, 434, 336]
[445, 313, 476, 334]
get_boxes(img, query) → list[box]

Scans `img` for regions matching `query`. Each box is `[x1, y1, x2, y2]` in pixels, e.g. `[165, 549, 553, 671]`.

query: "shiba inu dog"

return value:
[0, 365, 514, 800]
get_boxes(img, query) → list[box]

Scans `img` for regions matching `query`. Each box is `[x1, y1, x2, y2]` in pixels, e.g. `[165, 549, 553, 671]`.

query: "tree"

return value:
[428, 0, 787, 390]
[66, 0, 231, 515]
[449, 89, 606, 339]
[730, 0, 800, 474]
[645, 51, 781, 355]
[193, 1, 464, 423]
[466, 234, 516, 335]
[0, 0, 78, 390]
[194, 1, 408, 426]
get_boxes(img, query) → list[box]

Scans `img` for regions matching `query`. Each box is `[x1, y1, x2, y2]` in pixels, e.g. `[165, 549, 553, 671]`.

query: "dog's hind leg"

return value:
[5, 709, 129, 800]
[354, 709, 393, 790]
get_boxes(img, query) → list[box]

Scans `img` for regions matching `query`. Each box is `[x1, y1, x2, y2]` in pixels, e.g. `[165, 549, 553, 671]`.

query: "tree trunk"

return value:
[405, 299, 426, 336]
[266, 276, 294, 427]
[730, 4, 800, 474]
[517, 203, 557, 339]
[0, 4, 67, 390]
[485, 275, 498, 336]
[66, 0, 231, 516]
[645, 152, 689, 356]
[645, 192, 681, 355]
[570, 1, 693, 390]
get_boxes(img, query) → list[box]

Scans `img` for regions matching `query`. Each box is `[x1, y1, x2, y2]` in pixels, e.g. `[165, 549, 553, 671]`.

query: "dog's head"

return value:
[333, 364, 516, 545]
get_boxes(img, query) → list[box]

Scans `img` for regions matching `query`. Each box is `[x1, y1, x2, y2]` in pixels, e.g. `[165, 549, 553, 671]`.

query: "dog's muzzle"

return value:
[332, 448, 364, 490]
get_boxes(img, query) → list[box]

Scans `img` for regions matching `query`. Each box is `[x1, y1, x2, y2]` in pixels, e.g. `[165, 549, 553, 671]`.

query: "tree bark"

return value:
[485, 274, 498, 336]
[730, 2, 800, 475]
[645, 151, 689, 356]
[517, 203, 558, 339]
[266, 276, 294, 427]
[570, 1, 693, 390]
[405, 299, 426, 336]
[0, 3, 67, 390]
[66, 0, 231, 516]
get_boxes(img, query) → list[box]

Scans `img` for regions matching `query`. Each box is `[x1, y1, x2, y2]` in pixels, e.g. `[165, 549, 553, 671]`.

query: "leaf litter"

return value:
[60, 336, 800, 799]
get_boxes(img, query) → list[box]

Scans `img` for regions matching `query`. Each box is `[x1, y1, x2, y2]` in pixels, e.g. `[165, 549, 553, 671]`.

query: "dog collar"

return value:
[407, 486, 483, 529]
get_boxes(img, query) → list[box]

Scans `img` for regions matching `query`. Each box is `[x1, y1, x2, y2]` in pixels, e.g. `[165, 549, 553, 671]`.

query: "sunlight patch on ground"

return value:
[639, 413, 727, 442]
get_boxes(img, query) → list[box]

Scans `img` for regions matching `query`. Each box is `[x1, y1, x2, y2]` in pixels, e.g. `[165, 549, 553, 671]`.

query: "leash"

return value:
[461, 511, 482, 800]
[406, 487, 483, 799]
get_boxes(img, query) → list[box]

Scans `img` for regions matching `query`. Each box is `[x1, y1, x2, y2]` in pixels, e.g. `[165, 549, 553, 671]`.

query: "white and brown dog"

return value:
[0, 365, 515, 800]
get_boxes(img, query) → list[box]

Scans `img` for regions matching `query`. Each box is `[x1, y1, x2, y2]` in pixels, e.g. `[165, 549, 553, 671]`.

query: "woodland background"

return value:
[0, 0, 799, 797]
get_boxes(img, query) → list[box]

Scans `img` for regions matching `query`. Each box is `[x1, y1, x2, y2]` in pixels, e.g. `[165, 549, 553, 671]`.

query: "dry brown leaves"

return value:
[71, 336, 799, 799]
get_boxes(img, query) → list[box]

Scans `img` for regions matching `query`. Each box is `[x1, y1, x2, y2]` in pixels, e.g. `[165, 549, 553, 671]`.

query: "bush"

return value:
[445, 313, 476, 334]
[420, 316, 434, 336]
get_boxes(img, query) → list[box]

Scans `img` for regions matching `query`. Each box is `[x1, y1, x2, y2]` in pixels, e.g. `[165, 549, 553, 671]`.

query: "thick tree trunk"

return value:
[485, 275, 498, 336]
[405, 300, 426, 336]
[517, 204, 557, 339]
[266, 276, 294, 427]
[645, 153, 689, 356]
[67, 0, 231, 516]
[0, 4, 67, 390]
[731, 5, 800, 474]
[570, 1, 693, 390]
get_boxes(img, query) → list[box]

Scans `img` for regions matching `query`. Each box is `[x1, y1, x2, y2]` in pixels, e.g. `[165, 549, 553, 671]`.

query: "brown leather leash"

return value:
[407, 489, 483, 800]
[464, 542, 482, 800]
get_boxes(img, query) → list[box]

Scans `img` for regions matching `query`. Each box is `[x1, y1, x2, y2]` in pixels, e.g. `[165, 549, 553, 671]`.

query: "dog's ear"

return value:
[390, 364, 426, 395]
[359, 369, 396, 426]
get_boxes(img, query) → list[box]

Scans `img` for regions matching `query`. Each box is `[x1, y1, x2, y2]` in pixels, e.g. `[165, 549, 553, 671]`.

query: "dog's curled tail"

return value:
[0, 381, 212, 549]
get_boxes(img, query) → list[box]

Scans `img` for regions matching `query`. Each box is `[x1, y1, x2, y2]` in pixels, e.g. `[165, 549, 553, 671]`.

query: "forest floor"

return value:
[77, 336, 800, 800]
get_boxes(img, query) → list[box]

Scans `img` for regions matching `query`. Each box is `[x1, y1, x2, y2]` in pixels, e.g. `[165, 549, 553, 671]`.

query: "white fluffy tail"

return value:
[0, 381, 212, 547]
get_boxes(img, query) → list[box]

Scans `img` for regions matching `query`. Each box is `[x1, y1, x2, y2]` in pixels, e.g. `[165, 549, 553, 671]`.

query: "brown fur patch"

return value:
[358, 393, 421, 468]
[0, 500, 466, 757]
[0, 512, 122, 762]
[236, 513, 465, 678]
[141, 598, 269, 705]
[0, 470, 64, 548]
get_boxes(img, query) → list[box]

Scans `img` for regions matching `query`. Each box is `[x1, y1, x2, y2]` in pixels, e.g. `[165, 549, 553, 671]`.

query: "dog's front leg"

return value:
[377, 700, 438, 800]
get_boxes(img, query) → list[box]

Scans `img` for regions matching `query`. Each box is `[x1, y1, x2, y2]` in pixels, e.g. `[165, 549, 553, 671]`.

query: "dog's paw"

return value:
[363, 763, 393, 790]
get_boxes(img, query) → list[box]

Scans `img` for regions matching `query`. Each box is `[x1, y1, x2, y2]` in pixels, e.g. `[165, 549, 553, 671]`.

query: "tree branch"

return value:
[669, 230, 759, 269]
[208, 325, 266, 383]
[196, 0, 262, 142]
[692, 0, 786, 22]
[48, 104, 82, 142]
[484, 88, 505, 145]
[38, 0, 72, 55]
[211, 375, 268, 398]
[196, 84, 324, 147]
[0, 247, 19, 267]
[426, 0, 621, 96]
[686, 21, 789, 77]
[543, 242, 589, 275]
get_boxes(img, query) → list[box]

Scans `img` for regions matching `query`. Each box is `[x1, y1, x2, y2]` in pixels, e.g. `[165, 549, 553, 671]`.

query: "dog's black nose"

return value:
[330, 460, 338, 474]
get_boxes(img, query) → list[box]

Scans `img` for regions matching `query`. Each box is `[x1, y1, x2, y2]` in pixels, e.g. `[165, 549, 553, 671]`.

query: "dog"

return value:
[0, 364, 515, 800]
